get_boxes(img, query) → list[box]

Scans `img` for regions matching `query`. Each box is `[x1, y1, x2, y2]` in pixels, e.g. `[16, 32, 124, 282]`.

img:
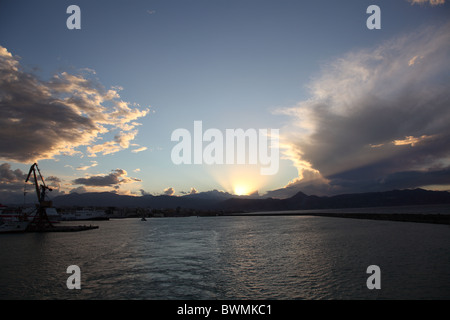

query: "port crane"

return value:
[25, 163, 54, 230]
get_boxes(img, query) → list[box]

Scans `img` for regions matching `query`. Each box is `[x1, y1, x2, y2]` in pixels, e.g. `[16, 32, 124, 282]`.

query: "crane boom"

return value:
[25, 163, 52, 204]
[24, 163, 54, 231]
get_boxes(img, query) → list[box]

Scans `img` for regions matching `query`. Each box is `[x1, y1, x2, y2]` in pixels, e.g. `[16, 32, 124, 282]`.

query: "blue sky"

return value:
[1, 0, 449, 202]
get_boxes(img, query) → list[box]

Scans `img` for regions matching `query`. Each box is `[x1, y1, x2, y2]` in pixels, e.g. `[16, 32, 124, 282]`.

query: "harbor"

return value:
[0, 163, 99, 234]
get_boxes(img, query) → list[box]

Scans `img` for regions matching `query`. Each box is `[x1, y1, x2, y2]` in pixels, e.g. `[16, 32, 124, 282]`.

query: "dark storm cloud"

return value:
[328, 166, 450, 193]
[275, 22, 450, 196]
[0, 163, 27, 191]
[0, 167, 26, 203]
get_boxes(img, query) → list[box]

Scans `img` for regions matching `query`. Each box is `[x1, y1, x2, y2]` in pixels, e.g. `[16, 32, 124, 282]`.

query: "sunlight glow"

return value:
[234, 184, 253, 196]
[207, 165, 270, 196]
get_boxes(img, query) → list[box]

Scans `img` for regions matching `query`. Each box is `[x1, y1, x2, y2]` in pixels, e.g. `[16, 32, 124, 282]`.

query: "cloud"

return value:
[180, 187, 198, 195]
[87, 130, 140, 157]
[131, 146, 148, 153]
[0, 163, 27, 191]
[163, 187, 175, 196]
[408, 55, 423, 66]
[276, 22, 450, 195]
[70, 186, 87, 194]
[46, 176, 61, 190]
[72, 169, 141, 187]
[0, 163, 30, 203]
[392, 135, 436, 147]
[76, 161, 98, 171]
[0, 46, 149, 163]
[189, 187, 198, 195]
[408, 0, 445, 5]
[139, 188, 152, 196]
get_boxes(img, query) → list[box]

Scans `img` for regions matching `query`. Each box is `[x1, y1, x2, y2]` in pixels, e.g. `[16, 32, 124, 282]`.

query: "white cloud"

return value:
[408, 55, 423, 66]
[189, 187, 198, 194]
[393, 135, 436, 147]
[131, 146, 148, 153]
[76, 161, 99, 170]
[0, 46, 150, 163]
[163, 187, 175, 196]
[408, 0, 445, 5]
[87, 130, 140, 157]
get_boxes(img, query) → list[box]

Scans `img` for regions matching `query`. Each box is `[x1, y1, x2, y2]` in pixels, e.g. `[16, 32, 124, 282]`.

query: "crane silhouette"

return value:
[25, 163, 54, 231]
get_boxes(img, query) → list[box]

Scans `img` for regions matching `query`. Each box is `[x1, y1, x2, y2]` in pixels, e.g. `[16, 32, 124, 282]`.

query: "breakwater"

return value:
[228, 212, 450, 225]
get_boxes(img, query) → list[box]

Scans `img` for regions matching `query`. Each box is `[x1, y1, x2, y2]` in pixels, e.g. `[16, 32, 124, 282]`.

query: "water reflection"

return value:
[1, 216, 449, 299]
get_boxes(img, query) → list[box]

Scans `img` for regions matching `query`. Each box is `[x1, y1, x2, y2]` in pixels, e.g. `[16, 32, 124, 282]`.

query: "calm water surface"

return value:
[0, 215, 449, 299]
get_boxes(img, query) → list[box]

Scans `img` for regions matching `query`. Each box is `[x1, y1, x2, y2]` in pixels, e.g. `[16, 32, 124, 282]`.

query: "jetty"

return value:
[228, 211, 450, 225]
[307, 212, 450, 225]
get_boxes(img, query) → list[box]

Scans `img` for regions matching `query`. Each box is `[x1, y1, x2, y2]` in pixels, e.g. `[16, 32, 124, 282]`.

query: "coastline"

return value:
[227, 211, 450, 225]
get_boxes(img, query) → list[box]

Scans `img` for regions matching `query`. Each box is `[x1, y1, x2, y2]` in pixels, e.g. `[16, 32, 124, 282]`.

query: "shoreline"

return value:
[226, 212, 450, 225]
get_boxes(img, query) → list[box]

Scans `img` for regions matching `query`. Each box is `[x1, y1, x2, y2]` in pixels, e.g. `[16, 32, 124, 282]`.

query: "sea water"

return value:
[0, 212, 449, 300]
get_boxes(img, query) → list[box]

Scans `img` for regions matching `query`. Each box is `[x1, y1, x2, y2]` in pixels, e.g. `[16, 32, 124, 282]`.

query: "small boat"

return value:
[138, 208, 147, 221]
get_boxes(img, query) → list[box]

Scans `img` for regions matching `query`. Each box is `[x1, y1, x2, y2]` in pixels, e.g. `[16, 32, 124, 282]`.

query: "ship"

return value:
[60, 208, 108, 221]
[0, 205, 30, 233]
[0, 205, 61, 233]
[0, 218, 30, 233]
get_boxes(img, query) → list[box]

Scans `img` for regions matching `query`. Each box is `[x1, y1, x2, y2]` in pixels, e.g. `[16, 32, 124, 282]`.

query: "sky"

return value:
[0, 0, 449, 204]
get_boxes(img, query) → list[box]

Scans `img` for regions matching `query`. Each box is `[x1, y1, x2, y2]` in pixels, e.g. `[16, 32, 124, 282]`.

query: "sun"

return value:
[207, 164, 271, 197]
[233, 184, 252, 196]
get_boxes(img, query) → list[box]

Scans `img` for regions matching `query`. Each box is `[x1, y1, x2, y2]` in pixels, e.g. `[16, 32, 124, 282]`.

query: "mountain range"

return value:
[51, 188, 450, 212]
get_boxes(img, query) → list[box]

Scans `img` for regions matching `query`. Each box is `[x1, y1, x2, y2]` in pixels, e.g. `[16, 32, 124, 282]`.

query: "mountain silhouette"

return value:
[221, 188, 450, 211]
[51, 188, 450, 211]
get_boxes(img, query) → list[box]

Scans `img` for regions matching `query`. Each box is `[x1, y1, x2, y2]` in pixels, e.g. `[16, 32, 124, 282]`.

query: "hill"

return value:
[50, 188, 450, 212]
